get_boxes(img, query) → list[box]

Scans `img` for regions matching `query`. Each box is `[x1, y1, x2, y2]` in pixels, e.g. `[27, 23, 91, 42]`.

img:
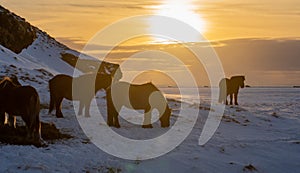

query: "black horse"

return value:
[0, 79, 41, 140]
[106, 81, 171, 128]
[48, 73, 112, 118]
[219, 76, 245, 105]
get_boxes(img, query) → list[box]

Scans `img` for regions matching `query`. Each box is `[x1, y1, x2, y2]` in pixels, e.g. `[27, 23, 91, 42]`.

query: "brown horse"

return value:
[219, 76, 245, 105]
[106, 81, 171, 128]
[0, 85, 41, 141]
[48, 73, 112, 118]
[0, 76, 22, 126]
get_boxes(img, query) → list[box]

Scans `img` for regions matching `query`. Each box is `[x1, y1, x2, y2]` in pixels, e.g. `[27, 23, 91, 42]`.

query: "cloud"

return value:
[56, 35, 300, 86]
[214, 38, 300, 86]
[199, 1, 300, 17]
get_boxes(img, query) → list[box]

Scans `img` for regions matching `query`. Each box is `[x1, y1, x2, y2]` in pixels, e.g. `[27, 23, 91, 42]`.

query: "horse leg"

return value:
[218, 93, 222, 103]
[113, 112, 120, 128]
[107, 105, 114, 127]
[21, 113, 34, 140]
[106, 93, 120, 128]
[225, 95, 228, 105]
[108, 106, 120, 128]
[55, 97, 64, 118]
[219, 87, 226, 104]
[8, 115, 16, 128]
[229, 94, 233, 105]
[28, 96, 44, 145]
[84, 100, 91, 117]
[0, 111, 5, 125]
[78, 101, 84, 116]
[32, 115, 42, 142]
[106, 96, 113, 126]
[234, 93, 239, 105]
[111, 106, 120, 128]
[142, 107, 153, 128]
[48, 92, 55, 114]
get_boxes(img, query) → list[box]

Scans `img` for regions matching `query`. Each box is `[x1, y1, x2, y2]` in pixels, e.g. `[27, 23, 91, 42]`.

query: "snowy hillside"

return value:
[0, 5, 121, 104]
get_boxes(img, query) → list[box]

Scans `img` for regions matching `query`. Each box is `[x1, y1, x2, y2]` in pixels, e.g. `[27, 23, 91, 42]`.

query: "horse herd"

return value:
[0, 73, 172, 142]
[0, 72, 245, 143]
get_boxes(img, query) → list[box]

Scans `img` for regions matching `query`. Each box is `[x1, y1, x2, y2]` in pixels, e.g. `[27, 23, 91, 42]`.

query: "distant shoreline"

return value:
[160, 86, 300, 89]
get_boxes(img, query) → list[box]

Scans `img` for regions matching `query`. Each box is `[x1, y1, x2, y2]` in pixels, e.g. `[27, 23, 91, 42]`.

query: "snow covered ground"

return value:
[0, 81, 299, 172]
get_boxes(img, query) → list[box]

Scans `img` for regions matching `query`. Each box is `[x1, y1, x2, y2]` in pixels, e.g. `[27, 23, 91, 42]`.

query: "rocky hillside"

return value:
[0, 5, 122, 106]
[0, 5, 121, 80]
[0, 6, 36, 53]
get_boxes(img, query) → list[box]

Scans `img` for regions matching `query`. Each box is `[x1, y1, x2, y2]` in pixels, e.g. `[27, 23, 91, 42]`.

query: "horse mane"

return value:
[230, 75, 245, 81]
[229, 75, 245, 89]
[1, 76, 12, 82]
[0, 76, 18, 87]
[145, 82, 160, 92]
[76, 72, 112, 83]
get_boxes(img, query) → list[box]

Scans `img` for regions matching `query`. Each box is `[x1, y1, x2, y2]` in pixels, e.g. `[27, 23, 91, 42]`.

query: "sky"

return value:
[1, 0, 300, 86]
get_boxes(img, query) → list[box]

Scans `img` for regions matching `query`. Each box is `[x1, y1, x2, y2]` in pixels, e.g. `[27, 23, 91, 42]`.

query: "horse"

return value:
[48, 73, 112, 118]
[106, 81, 171, 128]
[0, 76, 22, 126]
[219, 75, 245, 105]
[0, 85, 41, 141]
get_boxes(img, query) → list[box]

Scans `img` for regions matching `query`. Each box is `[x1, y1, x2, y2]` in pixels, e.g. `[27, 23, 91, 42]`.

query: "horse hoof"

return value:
[142, 125, 153, 128]
[40, 139, 48, 147]
[115, 125, 121, 128]
[85, 115, 91, 118]
[56, 115, 64, 118]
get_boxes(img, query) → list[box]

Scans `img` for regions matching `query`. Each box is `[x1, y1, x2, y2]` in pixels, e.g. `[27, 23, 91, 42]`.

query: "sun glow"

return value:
[148, 0, 206, 43]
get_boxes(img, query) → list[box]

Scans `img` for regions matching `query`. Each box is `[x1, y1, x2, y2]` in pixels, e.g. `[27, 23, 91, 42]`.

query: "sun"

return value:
[148, 0, 206, 43]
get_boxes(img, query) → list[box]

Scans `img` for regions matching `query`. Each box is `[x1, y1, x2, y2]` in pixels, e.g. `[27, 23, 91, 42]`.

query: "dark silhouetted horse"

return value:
[0, 81, 41, 141]
[106, 82, 171, 128]
[219, 76, 245, 105]
[48, 73, 112, 118]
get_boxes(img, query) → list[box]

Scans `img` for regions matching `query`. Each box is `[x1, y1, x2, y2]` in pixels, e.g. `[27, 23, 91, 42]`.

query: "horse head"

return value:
[230, 75, 245, 89]
[96, 73, 113, 90]
[239, 76, 245, 88]
[0, 76, 21, 89]
[10, 75, 22, 86]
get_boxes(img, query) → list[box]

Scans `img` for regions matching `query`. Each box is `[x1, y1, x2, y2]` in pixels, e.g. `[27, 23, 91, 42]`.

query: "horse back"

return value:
[108, 82, 159, 110]
[0, 86, 40, 116]
[49, 74, 73, 99]
[49, 74, 73, 88]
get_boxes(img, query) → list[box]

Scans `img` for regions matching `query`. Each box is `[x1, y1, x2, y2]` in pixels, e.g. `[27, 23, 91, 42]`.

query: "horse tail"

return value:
[218, 78, 227, 103]
[27, 88, 41, 140]
[48, 79, 55, 114]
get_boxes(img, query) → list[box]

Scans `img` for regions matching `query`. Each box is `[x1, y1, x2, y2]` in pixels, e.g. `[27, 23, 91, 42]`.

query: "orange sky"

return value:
[1, 0, 300, 86]
[2, 0, 300, 46]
